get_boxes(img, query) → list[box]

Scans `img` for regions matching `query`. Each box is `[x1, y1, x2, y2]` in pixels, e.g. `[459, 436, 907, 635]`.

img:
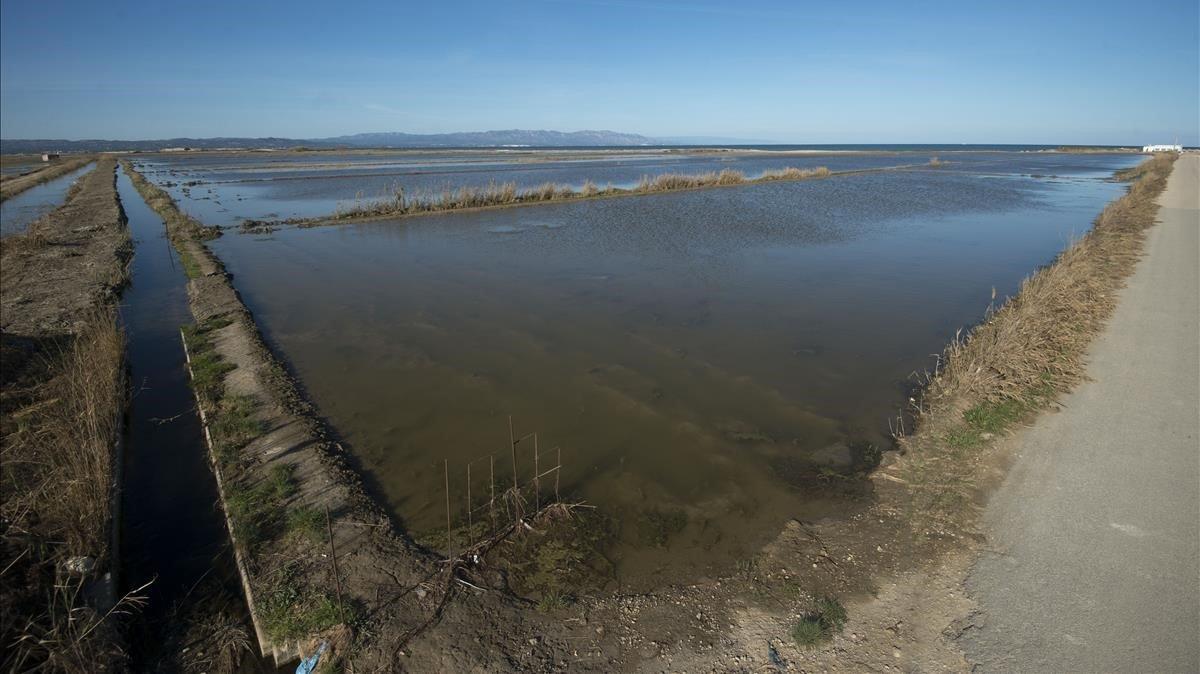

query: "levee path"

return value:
[961, 153, 1199, 672]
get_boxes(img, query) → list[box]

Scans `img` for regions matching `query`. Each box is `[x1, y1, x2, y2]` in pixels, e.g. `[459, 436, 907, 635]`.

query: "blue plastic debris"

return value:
[295, 640, 329, 674]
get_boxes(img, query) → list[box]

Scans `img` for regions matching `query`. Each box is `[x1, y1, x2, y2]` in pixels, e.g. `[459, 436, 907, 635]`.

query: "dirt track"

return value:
[961, 154, 1199, 672]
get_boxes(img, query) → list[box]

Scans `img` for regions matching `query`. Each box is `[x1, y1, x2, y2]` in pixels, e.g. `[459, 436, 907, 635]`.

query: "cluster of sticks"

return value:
[441, 416, 566, 560]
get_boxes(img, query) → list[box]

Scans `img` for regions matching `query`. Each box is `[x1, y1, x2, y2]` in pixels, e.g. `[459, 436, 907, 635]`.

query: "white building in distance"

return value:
[1142, 144, 1182, 152]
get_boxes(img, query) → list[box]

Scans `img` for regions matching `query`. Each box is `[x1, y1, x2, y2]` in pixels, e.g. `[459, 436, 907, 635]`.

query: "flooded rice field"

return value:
[153, 150, 1139, 589]
[131, 148, 1132, 228]
[0, 161, 94, 236]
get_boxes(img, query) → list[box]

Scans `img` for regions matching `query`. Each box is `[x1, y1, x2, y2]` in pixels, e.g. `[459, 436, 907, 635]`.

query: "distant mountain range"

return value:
[0, 129, 658, 153]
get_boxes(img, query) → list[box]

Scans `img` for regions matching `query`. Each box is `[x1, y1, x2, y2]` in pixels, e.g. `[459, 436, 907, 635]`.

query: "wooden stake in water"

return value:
[533, 433, 540, 511]
[508, 415, 519, 493]
[466, 461, 473, 537]
[325, 506, 345, 613]
[444, 459, 452, 559]
[489, 455, 496, 535]
[555, 446, 561, 504]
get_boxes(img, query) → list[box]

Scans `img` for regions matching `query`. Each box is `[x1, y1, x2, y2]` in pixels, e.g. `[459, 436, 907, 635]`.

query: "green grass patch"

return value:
[223, 463, 299, 548]
[791, 596, 847, 649]
[815, 596, 847, 631]
[791, 616, 826, 648]
[963, 398, 1025, 434]
[285, 506, 326, 543]
[259, 573, 354, 642]
[267, 463, 297, 500]
[183, 317, 237, 401]
[946, 395, 1035, 448]
[177, 248, 203, 279]
[225, 483, 269, 545]
[536, 589, 571, 613]
[189, 351, 234, 400]
[211, 394, 261, 466]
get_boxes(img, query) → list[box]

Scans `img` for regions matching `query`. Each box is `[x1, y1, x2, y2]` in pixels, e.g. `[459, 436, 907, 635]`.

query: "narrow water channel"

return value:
[114, 167, 269, 670]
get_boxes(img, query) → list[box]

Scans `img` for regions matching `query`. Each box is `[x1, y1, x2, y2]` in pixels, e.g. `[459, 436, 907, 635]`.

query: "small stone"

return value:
[415, 587, 428, 599]
[893, 649, 902, 658]
[638, 641, 661, 659]
[62, 556, 96, 577]
[529, 637, 541, 646]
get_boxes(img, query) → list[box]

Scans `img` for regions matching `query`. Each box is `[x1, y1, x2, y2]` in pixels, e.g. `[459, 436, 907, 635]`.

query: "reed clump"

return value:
[635, 168, 747, 191]
[0, 310, 131, 672]
[326, 165, 830, 223]
[758, 166, 832, 181]
[896, 153, 1177, 535]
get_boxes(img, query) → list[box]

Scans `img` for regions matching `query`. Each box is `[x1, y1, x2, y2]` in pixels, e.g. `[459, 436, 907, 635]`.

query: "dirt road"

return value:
[961, 153, 1199, 672]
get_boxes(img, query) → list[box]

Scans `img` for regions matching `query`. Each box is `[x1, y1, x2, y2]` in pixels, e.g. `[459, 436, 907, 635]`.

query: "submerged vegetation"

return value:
[896, 153, 1177, 534]
[322, 164, 833, 223]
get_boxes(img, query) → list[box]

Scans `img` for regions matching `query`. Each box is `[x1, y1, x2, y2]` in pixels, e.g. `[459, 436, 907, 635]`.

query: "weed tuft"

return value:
[285, 506, 326, 543]
[791, 617, 826, 648]
[791, 596, 847, 649]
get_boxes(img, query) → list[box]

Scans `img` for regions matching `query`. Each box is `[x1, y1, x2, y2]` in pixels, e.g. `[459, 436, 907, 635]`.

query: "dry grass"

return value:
[635, 168, 747, 190]
[121, 160, 220, 243]
[327, 165, 830, 222]
[895, 154, 1177, 535]
[0, 310, 131, 672]
[758, 166, 832, 181]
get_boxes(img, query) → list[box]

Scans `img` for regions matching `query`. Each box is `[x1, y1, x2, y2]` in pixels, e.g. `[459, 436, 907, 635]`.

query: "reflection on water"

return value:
[0, 162, 95, 236]
[133, 148, 1138, 228]
[207, 153, 1139, 588]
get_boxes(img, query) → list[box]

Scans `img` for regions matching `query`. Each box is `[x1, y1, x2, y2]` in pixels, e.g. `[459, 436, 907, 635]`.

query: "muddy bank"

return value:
[126, 161, 554, 669]
[0, 154, 95, 202]
[115, 155, 1174, 672]
[0, 157, 132, 671]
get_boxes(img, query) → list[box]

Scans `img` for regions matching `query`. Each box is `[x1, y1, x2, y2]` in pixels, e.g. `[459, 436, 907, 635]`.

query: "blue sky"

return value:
[2, 0, 1197, 144]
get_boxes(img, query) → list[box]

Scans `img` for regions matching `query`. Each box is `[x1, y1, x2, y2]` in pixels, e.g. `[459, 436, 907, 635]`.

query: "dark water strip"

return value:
[114, 167, 273, 670]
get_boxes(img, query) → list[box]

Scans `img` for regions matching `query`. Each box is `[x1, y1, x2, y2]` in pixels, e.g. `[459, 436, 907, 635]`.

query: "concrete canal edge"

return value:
[121, 160, 440, 668]
[178, 327, 274, 661]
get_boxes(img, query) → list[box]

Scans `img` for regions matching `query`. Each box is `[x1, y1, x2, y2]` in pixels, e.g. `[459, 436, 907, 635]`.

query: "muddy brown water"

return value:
[200, 154, 1139, 591]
